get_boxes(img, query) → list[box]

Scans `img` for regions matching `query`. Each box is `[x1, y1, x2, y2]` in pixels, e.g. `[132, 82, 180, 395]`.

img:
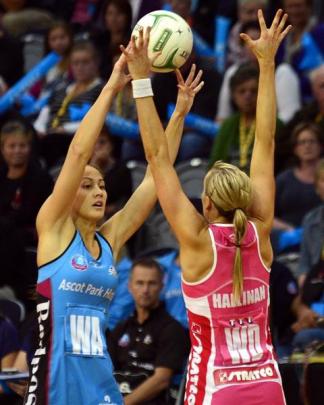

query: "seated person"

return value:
[272, 123, 322, 251]
[277, 0, 324, 102]
[287, 64, 324, 136]
[297, 159, 324, 282]
[0, 312, 20, 403]
[210, 62, 282, 173]
[217, 20, 301, 124]
[90, 125, 132, 219]
[34, 41, 103, 136]
[0, 120, 53, 246]
[290, 159, 324, 350]
[226, 0, 267, 66]
[107, 258, 189, 405]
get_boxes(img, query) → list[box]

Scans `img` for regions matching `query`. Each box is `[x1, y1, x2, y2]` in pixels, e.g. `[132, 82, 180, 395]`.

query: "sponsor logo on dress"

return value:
[58, 279, 115, 300]
[71, 254, 89, 271]
[108, 265, 117, 277]
[98, 394, 118, 405]
[187, 322, 203, 404]
[214, 363, 277, 385]
[25, 301, 50, 405]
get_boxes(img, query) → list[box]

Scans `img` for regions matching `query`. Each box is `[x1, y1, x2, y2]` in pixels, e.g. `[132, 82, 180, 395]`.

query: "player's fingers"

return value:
[240, 33, 254, 49]
[279, 24, 292, 42]
[143, 26, 151, 48]
[137, 28, 144, 48]
[277, 13, 288, 34]
[191, 69, 203, 88]
[184, 64, 196, 86]
[258, 9, 267, 32]
[175, 69, 185, 85]
[193, 81, 204, 94]
[270, 8, 283, 33]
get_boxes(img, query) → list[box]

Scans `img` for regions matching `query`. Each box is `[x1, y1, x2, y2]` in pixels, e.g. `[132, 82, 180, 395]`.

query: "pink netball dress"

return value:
[182, 222, 286, 405]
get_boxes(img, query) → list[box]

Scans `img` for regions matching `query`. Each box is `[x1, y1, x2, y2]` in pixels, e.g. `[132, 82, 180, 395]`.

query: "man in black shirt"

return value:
[107, 258, 189, 405]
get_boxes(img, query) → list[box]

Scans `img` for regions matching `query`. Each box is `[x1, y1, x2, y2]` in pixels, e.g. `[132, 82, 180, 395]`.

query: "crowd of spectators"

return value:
[0, 1, 324, 404]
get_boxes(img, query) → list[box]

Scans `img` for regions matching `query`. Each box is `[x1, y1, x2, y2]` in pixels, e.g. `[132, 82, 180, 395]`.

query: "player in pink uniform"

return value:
[122, 9, 291, 405]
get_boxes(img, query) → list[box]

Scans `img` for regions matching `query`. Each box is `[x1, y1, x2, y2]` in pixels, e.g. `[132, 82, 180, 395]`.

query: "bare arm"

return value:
[116, 29, 206, 255]
[101, 31, 204, 258]
[124, 367, 173, 405]
[240, 10, 291, 232]
[36, 54, 131, 236]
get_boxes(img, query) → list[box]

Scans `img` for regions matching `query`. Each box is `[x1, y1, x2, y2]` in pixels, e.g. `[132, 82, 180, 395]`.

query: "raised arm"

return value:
[115, 28, 206, 251]
[101, 29, 204, 258]
[36, 55, 131, 234]
[240, 9, 291, 231]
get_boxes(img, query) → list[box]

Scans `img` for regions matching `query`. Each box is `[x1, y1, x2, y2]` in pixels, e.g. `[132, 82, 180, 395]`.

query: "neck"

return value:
[242, 113, 255, 126]
[136, 307, 151, 324]
[74, 218, 97, 243]
[7, 164, 28, 179]
[294, 160, 318, 181]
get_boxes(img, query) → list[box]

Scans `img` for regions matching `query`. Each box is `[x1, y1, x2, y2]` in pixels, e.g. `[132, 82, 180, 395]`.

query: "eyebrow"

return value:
[82, 177, 105, 182]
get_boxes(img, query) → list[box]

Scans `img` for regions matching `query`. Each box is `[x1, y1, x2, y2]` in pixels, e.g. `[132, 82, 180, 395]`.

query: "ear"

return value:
[202, 194, 213, 211]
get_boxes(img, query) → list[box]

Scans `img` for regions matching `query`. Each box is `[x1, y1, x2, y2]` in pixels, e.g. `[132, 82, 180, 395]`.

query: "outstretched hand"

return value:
[240, 9, 292, 64]
[120, 27, 158, 80]
[105, 52, 132, 94]
[174, 65, 204, 116]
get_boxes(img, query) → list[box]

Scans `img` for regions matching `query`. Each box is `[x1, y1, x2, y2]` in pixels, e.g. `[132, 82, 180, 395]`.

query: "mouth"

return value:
[93, 201, 104, 208]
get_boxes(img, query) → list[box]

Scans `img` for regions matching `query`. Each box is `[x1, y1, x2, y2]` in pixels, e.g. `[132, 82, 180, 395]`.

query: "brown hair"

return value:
[0, 120, 33, 147]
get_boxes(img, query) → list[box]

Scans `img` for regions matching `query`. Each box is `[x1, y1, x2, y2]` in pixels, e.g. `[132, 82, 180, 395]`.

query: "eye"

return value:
[82, 183, 92, 189]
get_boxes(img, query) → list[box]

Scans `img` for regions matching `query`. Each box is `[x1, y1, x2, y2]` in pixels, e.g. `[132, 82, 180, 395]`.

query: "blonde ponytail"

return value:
[204, 161, 252, 304]
[232, 208, 248, 304]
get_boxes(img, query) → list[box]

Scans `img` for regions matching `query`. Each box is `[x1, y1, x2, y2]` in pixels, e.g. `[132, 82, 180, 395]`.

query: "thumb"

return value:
[151, 51, 162, 65]
[240, 33, 254, 48]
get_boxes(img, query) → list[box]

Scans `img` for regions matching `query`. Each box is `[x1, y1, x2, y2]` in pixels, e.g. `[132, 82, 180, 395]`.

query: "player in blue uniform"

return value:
[23, 39, 204, 405]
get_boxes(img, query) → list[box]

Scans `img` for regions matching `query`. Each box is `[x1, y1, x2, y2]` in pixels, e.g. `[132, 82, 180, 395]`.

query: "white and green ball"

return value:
[132, 10, 193, 73]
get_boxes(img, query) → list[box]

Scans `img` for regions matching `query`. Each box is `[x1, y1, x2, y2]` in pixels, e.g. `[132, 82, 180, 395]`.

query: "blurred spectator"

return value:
[0, 218, 29, 304]
[70, 0, 102, 33]
[227, 0, 268, 66]
[0, 312, 20, 403]
[192, 0, 237, 46]
[90, 125, 132, 219]
[287, 64, 324, 137]
[34, 41, 103, 137]
[277, 0, 324, 102]
[210, 62, 282, 173]
[273, 123, 322, 237]
[297, 159, 324, 281]
[270, 260, 299, 358]
[29, 20, 74, 101]
[129, 0, 162, 27]
[0, 26, 23, 91]
[0, 120, 53, 246]
[107, 257, 189, 404]
[152, 52, 222, 161]
[286, 159, 324, 356]
[217, 20, 301, 123]
[0, 0, 53, 38]
[92, 0, 132, 79]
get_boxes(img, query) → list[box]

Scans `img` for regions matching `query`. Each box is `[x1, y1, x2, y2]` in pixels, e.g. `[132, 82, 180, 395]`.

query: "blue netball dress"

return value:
[24, 231, 123, 405]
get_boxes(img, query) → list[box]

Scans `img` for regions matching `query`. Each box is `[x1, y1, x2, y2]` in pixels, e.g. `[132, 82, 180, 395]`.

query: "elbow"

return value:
[68, 142, 90, 163]
[145, 145, 169, 166]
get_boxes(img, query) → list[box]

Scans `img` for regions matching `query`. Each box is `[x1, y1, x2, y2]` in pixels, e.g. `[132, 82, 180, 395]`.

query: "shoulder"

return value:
[276, 168, 294, 183]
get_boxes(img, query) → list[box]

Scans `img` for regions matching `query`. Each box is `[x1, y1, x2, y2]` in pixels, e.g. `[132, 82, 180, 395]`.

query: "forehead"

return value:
[2, 132, 28, 144]
[131, 265, 161, 281]
[83, 166, 104, 180]
[297, 129, 317, 138]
